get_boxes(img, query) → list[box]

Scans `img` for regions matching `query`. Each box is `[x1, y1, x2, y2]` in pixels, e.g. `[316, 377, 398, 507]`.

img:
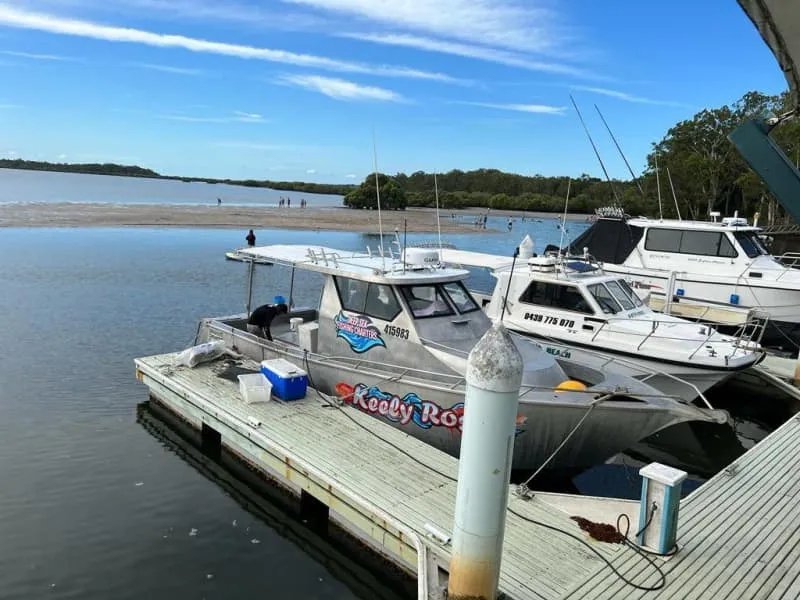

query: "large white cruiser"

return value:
[199, 243, 726, 474]
[563, 210, 800, 347]
[441, 240, 764, 404]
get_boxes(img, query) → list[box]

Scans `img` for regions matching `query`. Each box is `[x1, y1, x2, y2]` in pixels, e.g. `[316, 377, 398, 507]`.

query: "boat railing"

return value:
[208, 317, 703, 404]
[588, 315, 765, 362]
[775, 251, 800, 269]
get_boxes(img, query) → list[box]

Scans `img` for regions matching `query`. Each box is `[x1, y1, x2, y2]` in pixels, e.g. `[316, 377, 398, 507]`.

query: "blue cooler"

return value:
[259, 358, 308, 401]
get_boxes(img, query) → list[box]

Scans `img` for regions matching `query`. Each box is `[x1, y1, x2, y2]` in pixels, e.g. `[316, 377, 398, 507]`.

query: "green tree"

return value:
[343, 173, 407, 210]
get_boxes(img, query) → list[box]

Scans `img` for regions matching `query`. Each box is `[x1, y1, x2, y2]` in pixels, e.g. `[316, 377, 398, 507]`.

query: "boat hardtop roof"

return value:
[233, 244, 471, 285]
[438, 248, 515, 271]
[439, 248, 626, 286]
[623, 216, 761, 233]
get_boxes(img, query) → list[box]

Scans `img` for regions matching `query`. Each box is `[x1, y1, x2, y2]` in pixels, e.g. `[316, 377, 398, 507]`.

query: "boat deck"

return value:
[134, 351, 800, 600]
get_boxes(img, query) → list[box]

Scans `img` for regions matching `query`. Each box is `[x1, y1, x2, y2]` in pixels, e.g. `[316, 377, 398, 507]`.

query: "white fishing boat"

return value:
[440, 237, 765, 404]
[560, 208, 800, 348]
[197, 243, 727, 474]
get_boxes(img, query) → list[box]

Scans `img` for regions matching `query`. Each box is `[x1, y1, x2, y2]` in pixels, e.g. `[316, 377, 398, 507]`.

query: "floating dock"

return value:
[135, 352, 800, 600]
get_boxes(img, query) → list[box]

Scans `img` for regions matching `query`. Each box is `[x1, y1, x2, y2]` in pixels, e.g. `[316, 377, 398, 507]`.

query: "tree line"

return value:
[0, 159, 160, 178]
[345, 89, 800, 224]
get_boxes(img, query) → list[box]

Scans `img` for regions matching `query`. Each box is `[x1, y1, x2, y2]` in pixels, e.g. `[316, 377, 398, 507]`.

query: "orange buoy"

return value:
[555, 379, 587, 392]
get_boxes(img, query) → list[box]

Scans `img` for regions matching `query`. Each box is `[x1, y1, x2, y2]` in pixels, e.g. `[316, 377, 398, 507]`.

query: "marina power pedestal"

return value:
[638, 462, 687, 554]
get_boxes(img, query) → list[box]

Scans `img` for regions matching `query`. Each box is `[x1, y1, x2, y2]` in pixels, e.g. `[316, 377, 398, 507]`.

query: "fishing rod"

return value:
[594, 104, 646, 200]
[569, 95, 622, 207]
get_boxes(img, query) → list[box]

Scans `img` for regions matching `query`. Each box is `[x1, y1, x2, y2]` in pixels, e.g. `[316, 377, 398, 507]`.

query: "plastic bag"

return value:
[177, 340, 227, 368]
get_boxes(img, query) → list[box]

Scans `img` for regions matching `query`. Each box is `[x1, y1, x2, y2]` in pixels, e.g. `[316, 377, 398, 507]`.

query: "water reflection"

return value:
[136, 401, 415, 600]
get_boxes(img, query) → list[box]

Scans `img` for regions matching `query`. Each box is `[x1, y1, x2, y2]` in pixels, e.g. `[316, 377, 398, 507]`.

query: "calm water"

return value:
[0, 216, 591, 600]
[0, 168, 344, 207]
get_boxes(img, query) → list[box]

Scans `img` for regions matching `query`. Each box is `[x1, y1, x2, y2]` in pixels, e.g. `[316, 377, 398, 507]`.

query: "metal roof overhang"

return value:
[737, 0, 800, 109]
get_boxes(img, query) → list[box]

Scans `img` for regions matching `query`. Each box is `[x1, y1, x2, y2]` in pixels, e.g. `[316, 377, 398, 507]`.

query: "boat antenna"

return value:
[569, 95, 621, 207]
[500, 247, 520, 323]
[558, 178, 571, 259]
[434, 171, 443, 262]
[372, 128, 385, 271]
[655, 149, 663, 221]
[666, 167, 682, 220]
[403, 218, 408, 274]
[594, 104, 646, 200]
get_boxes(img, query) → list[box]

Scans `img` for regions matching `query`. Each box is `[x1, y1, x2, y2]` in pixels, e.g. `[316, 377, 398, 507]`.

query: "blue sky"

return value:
[0, 1, 789, 183]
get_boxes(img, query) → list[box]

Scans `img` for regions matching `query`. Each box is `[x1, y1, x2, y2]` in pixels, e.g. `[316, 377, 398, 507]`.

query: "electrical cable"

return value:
[508, 507, 667, 592]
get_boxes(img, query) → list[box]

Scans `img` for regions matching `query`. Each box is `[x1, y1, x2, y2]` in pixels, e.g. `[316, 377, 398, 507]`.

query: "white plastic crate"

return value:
[238, 373, 272, 404]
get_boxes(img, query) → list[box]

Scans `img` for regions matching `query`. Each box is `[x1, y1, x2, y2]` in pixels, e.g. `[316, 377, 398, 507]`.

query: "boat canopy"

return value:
[232, 244, 470, 285]
[568, 218, 644, 263]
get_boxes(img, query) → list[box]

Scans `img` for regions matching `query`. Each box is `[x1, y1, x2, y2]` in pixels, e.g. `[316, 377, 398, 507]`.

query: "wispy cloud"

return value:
[571, 85, 690, 108]
[340, 33, 586, 77]
[79, 0, 326, 32]
[232, 110, 264, 122]
[306, 168, 316, 174]
[159, 111, 266, 123]
[128, 62, 207, 76]
[279, 74, 406, 102]
[0, 49, 77, 61]
[0, 102, 21, 109]
[456, 101, 565, 114]
[345, 173, 358, 179]
[284, 0, 567, 54]
[0, 5, 463, 83]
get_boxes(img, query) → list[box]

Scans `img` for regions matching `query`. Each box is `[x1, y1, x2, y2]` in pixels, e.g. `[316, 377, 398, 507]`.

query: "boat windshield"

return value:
[442, 281, 480, 314]
[734, 231, 769, 258]
[606, 279, 643, 310]
[400, 285, 455, 319]
[588, 283, 624, 314]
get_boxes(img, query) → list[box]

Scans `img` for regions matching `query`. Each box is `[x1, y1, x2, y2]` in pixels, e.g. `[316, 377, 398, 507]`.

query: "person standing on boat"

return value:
[245, 229, 256, 247]
[246, 302, 288, 341]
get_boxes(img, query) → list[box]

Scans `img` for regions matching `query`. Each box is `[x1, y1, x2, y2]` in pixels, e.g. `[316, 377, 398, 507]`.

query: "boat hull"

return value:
[517, 332, 738, 403]
[200, 317, 727, 472]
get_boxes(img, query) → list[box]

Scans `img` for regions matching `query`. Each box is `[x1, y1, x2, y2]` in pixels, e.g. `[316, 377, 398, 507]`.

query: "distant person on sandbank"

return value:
[217, 197, 222, 206]
[245, 229, 256, 247]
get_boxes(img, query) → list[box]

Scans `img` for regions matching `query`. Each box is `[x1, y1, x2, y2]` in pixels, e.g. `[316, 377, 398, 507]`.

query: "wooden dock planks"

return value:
[563, 414, 800, 599]
[134, 352, 636, 600]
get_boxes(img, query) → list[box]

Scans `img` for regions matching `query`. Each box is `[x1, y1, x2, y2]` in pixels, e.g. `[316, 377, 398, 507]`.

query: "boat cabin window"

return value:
[400, 285, 455, 319]
[614, 279, 644, 308]
[605, 279, 642, 310]
[334, 277, 402, 321]
[518, 281, 593, 314]
[734, 231, 768, 258]
[588, 283, 623, 314]
[442, 281, 480, 314]
[645, 228, 737, 258]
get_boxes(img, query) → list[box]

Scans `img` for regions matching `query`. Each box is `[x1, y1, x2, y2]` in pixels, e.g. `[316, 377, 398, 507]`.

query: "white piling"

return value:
[794, 352, 800, 386]
[448, 322, 523, 600]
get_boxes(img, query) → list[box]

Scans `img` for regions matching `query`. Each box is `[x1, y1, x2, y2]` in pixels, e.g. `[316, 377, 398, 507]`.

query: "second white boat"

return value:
[441, 238, 766, 404]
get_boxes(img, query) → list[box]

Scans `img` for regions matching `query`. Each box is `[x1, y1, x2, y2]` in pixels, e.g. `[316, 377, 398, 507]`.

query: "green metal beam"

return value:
[729, 117, 800, 223]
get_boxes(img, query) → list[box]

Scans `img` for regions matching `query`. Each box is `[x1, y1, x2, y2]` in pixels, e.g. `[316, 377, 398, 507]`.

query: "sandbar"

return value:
[0, 203, 499, 233]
